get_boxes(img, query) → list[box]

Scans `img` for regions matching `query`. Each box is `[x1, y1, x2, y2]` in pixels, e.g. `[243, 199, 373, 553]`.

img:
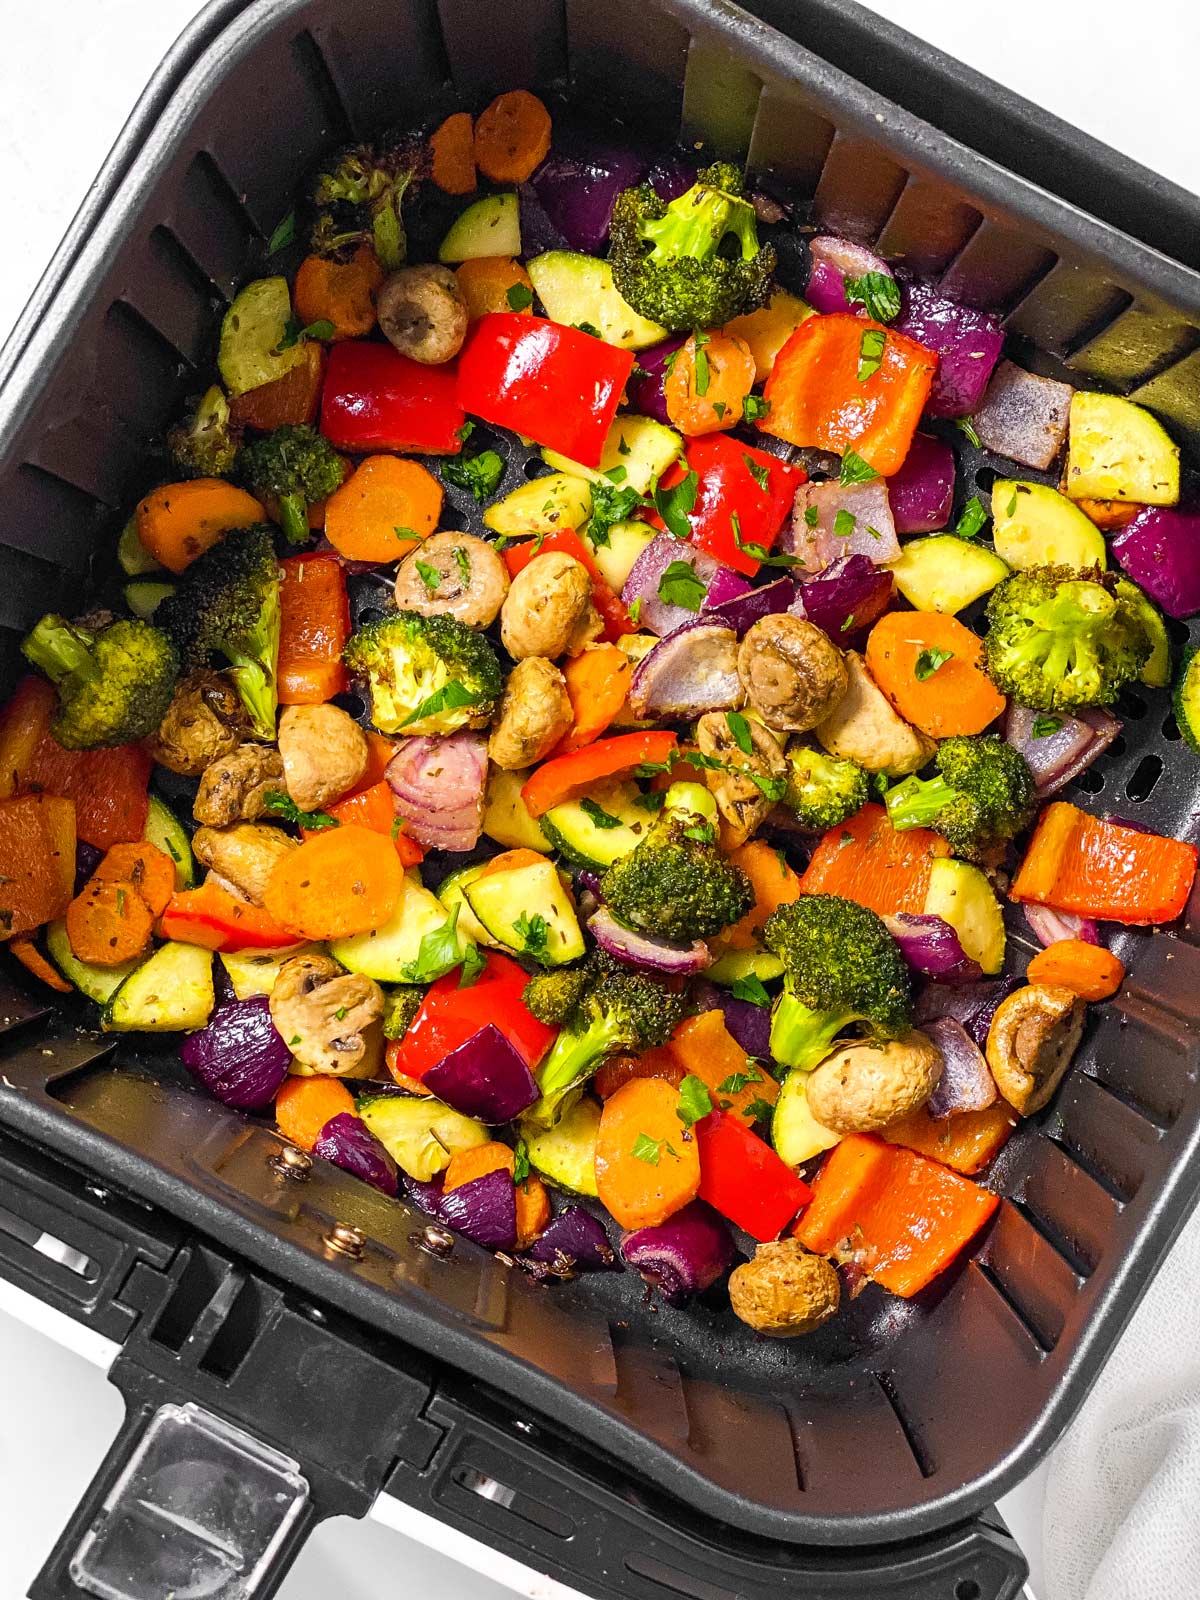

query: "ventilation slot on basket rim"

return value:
[873, 1371, 936, 1478]
[972, 1259, 1056, 1355]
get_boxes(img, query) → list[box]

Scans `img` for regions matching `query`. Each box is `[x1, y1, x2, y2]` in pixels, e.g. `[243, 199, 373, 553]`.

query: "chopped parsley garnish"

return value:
[263, 791, 338, 829]
[954, 495, 989, 541]
[632, 1132, 679, 1165]
[956, 416, 982, 449]
[842, 270, 901, 322]
[676, 1074, 715, 1128]
[693, 332, 711, 397]
[513, 910, 550, 958]
[742, 393, 771, 423]
[401, 681, 486, 727]
[458, 943, 486, 988]
[276, 315, 335, 350]
[857, 326, 887, 383]
[512, 1138, 531, 1184]
[588, 478, 648, 547]
[839, 449, 879, 486]
[415, 559, 442, 595]
[506, 282, 534, 312]
[725, 710, 754, 756]
[441, 449, 505, 503]
[579, 797, 622, 830]
[452, 545, 472, 586]
[266, 212, 296, 255]
[914, 646, 954, 681]
[654, 469, 698, 539]
[657, 559, 706, 612]
[400, 904, 466, 983]
[728, 976, 771, 1009]
[1032, 714, 1062, 738]
[742, 453, 770, 492]
[833, 508, 857, 541]
[717, 1063, 765, 1095]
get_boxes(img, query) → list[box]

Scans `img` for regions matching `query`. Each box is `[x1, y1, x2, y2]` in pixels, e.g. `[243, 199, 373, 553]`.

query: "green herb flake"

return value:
[263, 790, 338, 830]
[954, 495, 989, 541]
[506, 282, 534, 312]
[575, 320, 602, 339]
[657, 558, 706, 612]
[717, 1063, 765, 1095]
[588, 478, 649, 547]
[1007, 490, 1019, 517]
[842, 270, 901, 323]
[605, 466, 628, 484]
[694, 339, 711, 397]
[857, 327, 887, 383]
[275, 315, 336, 351]
[441, 449, 505, 503]
[803, 505, 820, 528]
[676, 1074, 715, 1128]
[415, 559, 441, 596]
[401, 680, 485, 728]
[400, 904, 465, 983]
[725, 710, 754, 756]
[743, 769, 787, 802]
[513, 910, 550, 959]
[632, 788, 665, 812]
[956, 416, 982, 449]
[914, 645, 954, 681]
[683, 822, 715, 843]
[458, 943, 486, 988]
[712, 400, 726, 420]
[617, 436, 632, 456]
[513, 1138, 531, 1185]
[742, 453, 771, 493]
[839, 449, 879, 487]
[743, 393, 771, 423]
[732, 515, 802, 568]
[745, 1096, 775, 1124]
[628, 596, 643, 625]
[456, 421, 476, 444]
[833, 508, 857, 541]
[1032, 714, 1062, 738]
[840, 612, 856, 632]
[728, 976, 770, 1009]
[267, 212, 296, 255]
[334, 1006, 347, 1022]
[654, 470, 699, 540]
[452, 545, 472, 586]
[632, 1132, 678, 1166]
[580, 797, 622, 831]
[116, 888, 127, 915]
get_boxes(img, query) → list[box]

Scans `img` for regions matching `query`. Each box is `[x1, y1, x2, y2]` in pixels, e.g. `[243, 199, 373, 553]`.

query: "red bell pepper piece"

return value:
[695, 1110, 811, 1242]
[457, 313, 634, 469]
[159, 881, 301, 952]
[503, 528, 633, 641]
[521, 730, 678, 817]
[302, 779, 424, 867]
[320, 341, 465, 455]
[648, 433, 804, 578]
[278, 553, 350, 705]
[390, 951, 556, 1085]
[1010, 801, 1197, 925]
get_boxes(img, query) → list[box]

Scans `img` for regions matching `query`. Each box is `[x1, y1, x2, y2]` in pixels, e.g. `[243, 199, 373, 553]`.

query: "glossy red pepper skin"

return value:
[320, 342, 465, 454]
[651, 433, 805, 578]
[391, 951, 556, 1084]
[695, 1110, 812, 1242]
[456, 313, 635, 469]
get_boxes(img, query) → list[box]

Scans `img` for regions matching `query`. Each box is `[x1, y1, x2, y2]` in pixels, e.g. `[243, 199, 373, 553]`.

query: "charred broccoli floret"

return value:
[600, 782, 752, 943]
[343, 610, 502, 737]
[525, 953, 687, 1111]
[167, 385, 242, 479]
[885, 734, 1037, 861]
[782, 743, 870, 832]
[157, 525, 281, 740]
[22, 614, 179, 750]
[608, 162, 775, 332]
[239, 424, 344, 544]
[763, 894, 911, 1074]
[311, 138, 424, 269]
[984, 565, 1151, 713]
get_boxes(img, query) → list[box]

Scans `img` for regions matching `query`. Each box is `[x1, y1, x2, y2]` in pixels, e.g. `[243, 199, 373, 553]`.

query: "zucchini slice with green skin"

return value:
[1065, 392, 1180, 506]
[101, 942, 215, 1032]
[526, 251, 667, 350]
[437, 864, 501, 948]
[218, 277, 305, 396]
[519, 1095, 601, 1197]
[990, 480, 1106, 572]
[584, 519, 658, 593]
[1113, 576, 1171, 688]
[887, 535, 1009, 614]
[482, 768, 552, 852]
[44, 920, 140, 1004]
[705, 948, 785, 985]
[331, 873, 470, 982]
[117, 517, 163, 577]
[464, 859, 585, 966]
[218, 943, 324, 1000]
[438, 193, 520, 263]
[540, 780, 651, 870]
[124, 579, 176, 619]
[1174, 645, 1200, 754]
[542, 414, 682, 494]
[358, 1095, 488, 1180]
[143, 795, 196, 889]
[922, 857, 1006, 975]
[772, 1069, 841, 1167]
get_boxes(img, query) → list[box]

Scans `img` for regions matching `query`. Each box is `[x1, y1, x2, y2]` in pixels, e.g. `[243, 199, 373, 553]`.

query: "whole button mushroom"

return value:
[729, 1240, 841, 1337]
[737, 614, 849, 733]
[694, 708, 787, 845]
[194, 744, 286, 827]
[489, 656, 574, 770]
[278, 703, 369, 812]
[393, 532, 509, 629]
[501, 551, 602, 661]
[376, 264, 468, 365]
[985, 983, 1085, 1115]
[148, 669, 248, 776]
[805, 1030, 943, 1135]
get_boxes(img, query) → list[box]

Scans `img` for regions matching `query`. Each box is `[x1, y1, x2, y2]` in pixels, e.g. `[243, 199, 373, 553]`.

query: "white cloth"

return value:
[1043, 1206, 1200, 1599]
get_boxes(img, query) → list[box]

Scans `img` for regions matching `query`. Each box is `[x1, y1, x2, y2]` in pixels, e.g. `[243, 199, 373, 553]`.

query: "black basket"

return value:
[1, 2, 1199, 1596]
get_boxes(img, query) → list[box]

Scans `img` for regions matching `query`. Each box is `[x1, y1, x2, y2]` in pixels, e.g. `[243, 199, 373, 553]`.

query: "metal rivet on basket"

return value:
[412, 1223, 455, 1258]
[324, 1222, 366, 1259]
[270, 1144, 312, 1180]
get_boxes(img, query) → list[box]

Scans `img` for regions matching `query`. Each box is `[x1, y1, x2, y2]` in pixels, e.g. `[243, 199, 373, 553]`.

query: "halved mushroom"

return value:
[194, 744, 285, 826]
[393, 532, 509, 628]
[694, 709, 787, 846]
[376, 265, 468, 364]
[985, 983, 1085, 1115]
[729, 1239, 841, 1337]
[805, 1030, 943, 1134]
[737, 614, 848, 733]
[500, 551, 602, 661]
[278, 704, 368, 812]
[815, 651, 936, 776]
[268, 952, 385, 1077]
[148, 669, 248, 776]
[489, 656, 573, 770]
[193, 824, 297, 906]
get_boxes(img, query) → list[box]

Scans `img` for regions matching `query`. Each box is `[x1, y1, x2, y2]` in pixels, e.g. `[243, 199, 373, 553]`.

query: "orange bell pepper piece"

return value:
[713, 839, 801, 951]
[160, 881, 301, 952]
[278, 553, 350, 705]
[798, 803, 950, 918]
[881, 1103, 1017, 1176]
[520, 731, 677, 817]
[1010, 802, 1197, 926]
[665, 1011, 779, 1129]
[0, 793, 76, 939]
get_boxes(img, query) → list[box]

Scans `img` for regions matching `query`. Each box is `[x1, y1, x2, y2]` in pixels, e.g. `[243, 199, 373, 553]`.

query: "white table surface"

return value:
[0, 3, 1195, 1596]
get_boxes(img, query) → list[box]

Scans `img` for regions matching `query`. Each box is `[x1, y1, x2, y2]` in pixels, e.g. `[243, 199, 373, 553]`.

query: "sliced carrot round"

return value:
[324, 455, 443, 564]
[92, 842, 177, 919]
[665, 332, 756, 437]
[865, 610, 1006, 737]
[430, 111, 477, 195]
[293, 246, 382, 340]
[262, 825, 404, 940]
[1026, 938, 1125, 1001]
[473, 90, 552, 183]
[65, 879, 154, 968]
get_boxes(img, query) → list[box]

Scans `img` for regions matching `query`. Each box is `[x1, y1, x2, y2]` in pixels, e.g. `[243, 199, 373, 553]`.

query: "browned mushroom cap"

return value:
[729, 1240, 841, 1337]
[985, 983, 1085, 1116]
[376, 265, 468, 365]
[393, 532, 509, 629]
[500, 552, 602, 661]
[147, 669, 248, 776]
[805, 1030, 943, 1134]
[278, 703, 368, 812]
[737, 614, 849, 733]
[489, 656, 574, 771]
[694, 709, 787, 845]
[194, 744, 285, 827]
[268, 953, 385, 1077]
[192, 823, 296, 906]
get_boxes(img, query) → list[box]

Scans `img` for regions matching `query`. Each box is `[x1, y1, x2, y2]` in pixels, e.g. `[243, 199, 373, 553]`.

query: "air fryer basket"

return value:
[2, 0, 1200, 1591]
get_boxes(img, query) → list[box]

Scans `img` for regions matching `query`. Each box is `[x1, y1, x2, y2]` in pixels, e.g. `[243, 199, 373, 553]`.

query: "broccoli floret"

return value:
[599, 785, 752, 943]
[984, 565, 1151, 713]
[343, 610, 502, 737]
[763, 894, 911, 1073]
[22, 614, 179, 750]
[608, 162, 776, 332]
[166, 385, 242, 480]
[782, 743, 870, 832]
[311, 138, 424, 269]
[382, 986, 425, 1040]
[525, 954, 686, 1107]
[156, 525, 282, 740]
[239, 425, 345, 545]
[885, 734, 1037, 862]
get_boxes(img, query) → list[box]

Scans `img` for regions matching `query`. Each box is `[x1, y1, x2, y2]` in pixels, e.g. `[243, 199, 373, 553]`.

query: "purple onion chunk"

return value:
[805, 237, 894, 316]
[795, 555, 895, 642]
[621, 531, 748, 637]
[529, 145, 646, 253]
[971, 360, 1074, 470]
[1023, 905, 1100, 948]
[887, 432, 956, 533]
[1004, 704, 1120, 797]
[913, 975, 1019, 1050]
[894, 282, 1004, 420]
[524, 1207, 620, 1272]
[707, 576, 797, 637]
[627, 334, 687, 425]
[313, 1112, 399, 1196]
[923, 1018, 998, 1118]
[439, 1168, 518, 1251]
[645, 156, 696, 203]
[516, 183, 568, 260]
[1111, 505, 1200, 619]
[787, 480, 899, 572]
[621, 1201, 735, 1305]
[884, 913, 983, 982]
[590, 906, 709, 975]
[627, 617, 742, 719]
[180, 996, 291, 1109]
[690, 980, 772, 1060]
[400, 1171, 446, 1217]
[422, 1024, 540, 1124]
[387, 731, 488, 852]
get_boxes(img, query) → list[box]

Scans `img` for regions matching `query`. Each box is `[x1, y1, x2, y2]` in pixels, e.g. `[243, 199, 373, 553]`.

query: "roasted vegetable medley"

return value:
[7, 89, 1200, 1337]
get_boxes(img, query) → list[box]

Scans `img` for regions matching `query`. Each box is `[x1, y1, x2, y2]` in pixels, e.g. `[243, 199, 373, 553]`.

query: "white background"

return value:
[0, 2, 1195, 1596]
